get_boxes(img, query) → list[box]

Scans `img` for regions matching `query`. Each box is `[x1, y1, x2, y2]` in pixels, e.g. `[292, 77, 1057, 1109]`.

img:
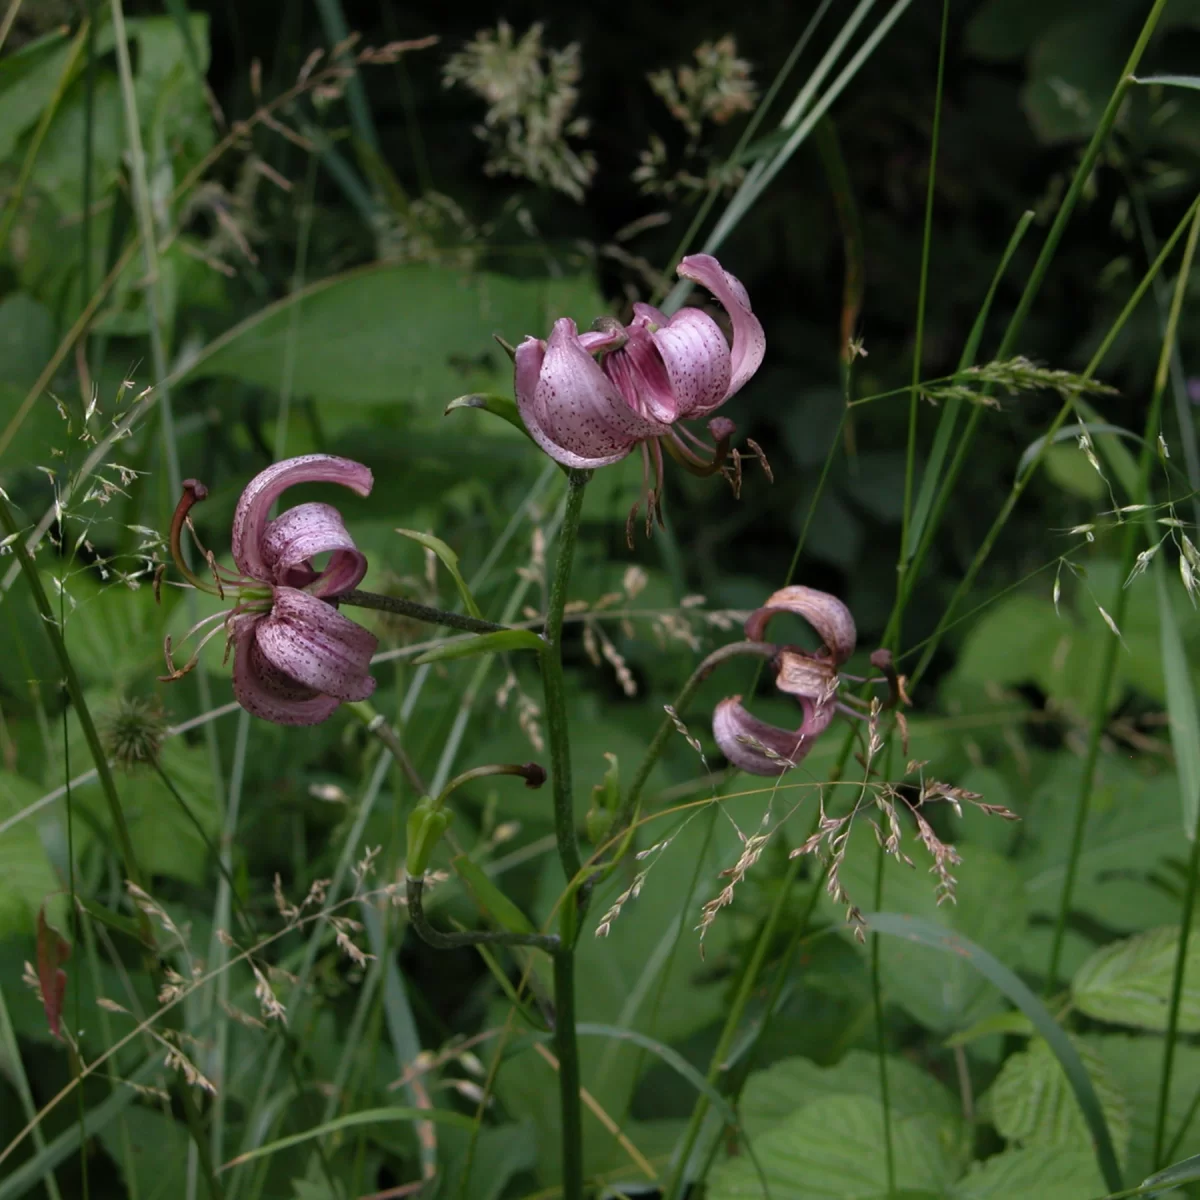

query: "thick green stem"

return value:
[539, 468, 590, 1200]
[406, 877, 559, 952]
[339, 588, 509, 635]
[553, 946, 584, 1196]
[542, 469, 589, 888]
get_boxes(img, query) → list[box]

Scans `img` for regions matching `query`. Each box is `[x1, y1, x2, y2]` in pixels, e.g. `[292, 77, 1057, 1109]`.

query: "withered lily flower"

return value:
[713, 586, 856, 776]
[161, 455, 378, 726]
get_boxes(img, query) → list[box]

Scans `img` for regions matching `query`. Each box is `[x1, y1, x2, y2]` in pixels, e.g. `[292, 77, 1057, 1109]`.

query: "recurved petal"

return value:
[261, 502, 368, 597]
[652, 308, 732, 419]
[231, 614, 341, 725]
[775, 651, 840, 709]
[743, 585, 857, 665]
[232, 455, 373, 582]
[631, 301, 670, 328]
[254, 587, 377, 702]
[677, 254, 765, 397]
[602, 324, 681, 423]
[712, 696, 824, 776]
[515, 318, 668, 469]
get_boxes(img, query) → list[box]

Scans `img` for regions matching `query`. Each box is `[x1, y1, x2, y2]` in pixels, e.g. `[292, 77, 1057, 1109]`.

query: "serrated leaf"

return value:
[740, 1050, 958, 1143]
[951, 1146, 1104, 1199]
[708, 1095, 957, 1198]
[1072, 927, 1200, 1032]
[986, 1036, 1130, 1164]
[412, 628, 543, 665]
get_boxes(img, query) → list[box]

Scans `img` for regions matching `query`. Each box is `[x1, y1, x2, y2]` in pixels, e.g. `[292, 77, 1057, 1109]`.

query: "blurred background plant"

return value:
[1, 0, 1200, 1197]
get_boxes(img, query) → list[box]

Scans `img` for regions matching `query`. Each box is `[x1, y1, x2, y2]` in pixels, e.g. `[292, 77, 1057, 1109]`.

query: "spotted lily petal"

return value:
[231, 614, 342, 726]
[647, 308, 732, 419]
[712, 695, 831, 776]
[514, 319, 669, 469]
[261, 502, 368, 597]
[253, 587, 377, 702]
[743, 585, 857, 665]
[602, 324, 682, 423]
[678, 254, 766, 398]
[232, 455, 373, 582]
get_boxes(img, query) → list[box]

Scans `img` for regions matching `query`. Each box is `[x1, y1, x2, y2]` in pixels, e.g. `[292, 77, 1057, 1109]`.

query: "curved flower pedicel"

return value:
[713, 586, 857, 776]
[514, 253, 767, 537]
[160, 455, 378, 726]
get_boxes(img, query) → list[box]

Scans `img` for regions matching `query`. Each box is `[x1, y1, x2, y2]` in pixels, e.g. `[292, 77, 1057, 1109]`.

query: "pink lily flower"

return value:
[713, 586, 856, 776]
[514, 253, 766, 532]
[161, 454, 378, 726]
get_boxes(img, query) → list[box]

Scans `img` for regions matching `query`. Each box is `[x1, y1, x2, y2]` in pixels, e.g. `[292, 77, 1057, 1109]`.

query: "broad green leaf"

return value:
[950, 1146, 1104, 1199]
[708, 1095, 957, 1199]
[412, 628, 543, 665]
[865, 912, 1123, 1193]
[825, 834, 1028, 1034]
[1156, 563, 1200, 835]
[1072, 927, 1200, 1033]
[98, 1107, 190, 1200]
[186, 265, 604, 405]
[1087, 1034, 1200, 1184]
[438, 1121, 539, 1200]
[452, 853, 536, 934]
[740, 1050, 958, 1143]
[395, 528, 483, 618]
[0, 773, 61, 936]
[985, 1036, 1130, 1164]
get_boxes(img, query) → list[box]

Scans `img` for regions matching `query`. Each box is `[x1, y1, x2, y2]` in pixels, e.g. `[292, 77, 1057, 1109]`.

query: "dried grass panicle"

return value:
[696, 830, 769, 950]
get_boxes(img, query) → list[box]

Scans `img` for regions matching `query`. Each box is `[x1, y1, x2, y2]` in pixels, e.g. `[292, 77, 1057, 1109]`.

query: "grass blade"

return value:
[863, 912, 1122, 1193]
[220, 1107, 476, 1171]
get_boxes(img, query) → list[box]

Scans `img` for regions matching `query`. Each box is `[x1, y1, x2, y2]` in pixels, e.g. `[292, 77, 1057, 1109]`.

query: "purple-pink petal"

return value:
[231, 615, 342, 726]
[232, 455, 373, 582]
[713, 696, 826, 776]
[678, 254, 765, 398]
[602, 325, 681, 423]
[261, 501, 368, 597]
[743, 585, 857, 666]
[514, 319, 669, 469]
[650, 308, 732, 419]
[253, 587, 377, 702]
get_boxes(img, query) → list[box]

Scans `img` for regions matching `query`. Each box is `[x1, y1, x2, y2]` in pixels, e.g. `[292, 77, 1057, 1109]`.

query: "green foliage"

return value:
[1072, 927, 1200, 1033]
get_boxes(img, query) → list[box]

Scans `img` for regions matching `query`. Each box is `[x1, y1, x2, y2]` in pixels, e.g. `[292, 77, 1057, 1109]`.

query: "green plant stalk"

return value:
[405, 877, 559, 951]
[1046, 196, 1200, 990]
[0, 494, 224, 1198]
[905, 189, 1200, 681]
[538, 468, 590, 1200]
[896, 0, 1172, 650]
[1155, 807, 1200, 1167]
[899, 0, 950, 576]
[614, 640, 779, 835]
[339, 588, 509, 634]
[1148, 203, 1200, 1167]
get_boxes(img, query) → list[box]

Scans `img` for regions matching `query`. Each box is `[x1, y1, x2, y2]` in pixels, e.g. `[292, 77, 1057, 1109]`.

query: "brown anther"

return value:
[206, 550, 225, 599]
[869, 648, 911, 711]
[625, 500, 640, 551]
[153, 562, 167, 605]
[746, 438, 773, 483]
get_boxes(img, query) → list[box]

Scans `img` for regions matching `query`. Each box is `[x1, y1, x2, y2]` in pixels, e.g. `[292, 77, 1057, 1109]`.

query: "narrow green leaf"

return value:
[907, 210, 1034, 563]
[1155, 564, 1200, 835]
[453, 854, 536, 935]
[575, 1023, 739, 1127]
[944, 1009, 1034, 1047]
[77, 897, 149, 946]
[1140, 1151, 1200, 1192]
[1016, 422, 1143, 483]
[1132, 74, 1200, 92]
[395, 528, 483, 619]
[412, 629, 544, 665]
[220, 1107, 475, 1171]
[445, 392, 530, 441]
[864, 911, 1123, 1194]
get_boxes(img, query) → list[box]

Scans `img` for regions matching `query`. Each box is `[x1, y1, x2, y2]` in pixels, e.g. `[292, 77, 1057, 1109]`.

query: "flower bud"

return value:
[406, 797, 452, 877]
